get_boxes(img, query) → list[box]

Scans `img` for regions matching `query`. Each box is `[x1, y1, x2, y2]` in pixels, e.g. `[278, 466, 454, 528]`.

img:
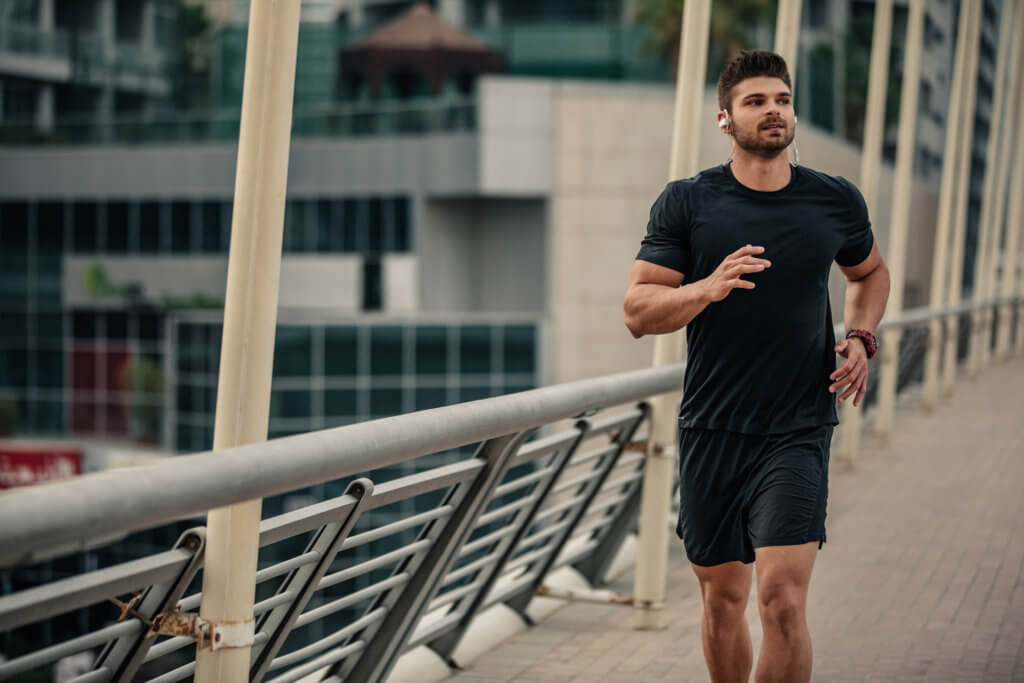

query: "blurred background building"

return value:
[0, 0, 1009, 673]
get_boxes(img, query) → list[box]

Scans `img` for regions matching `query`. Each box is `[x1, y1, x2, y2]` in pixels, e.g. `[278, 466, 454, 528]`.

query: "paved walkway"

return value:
[451, 358, 1024, 682]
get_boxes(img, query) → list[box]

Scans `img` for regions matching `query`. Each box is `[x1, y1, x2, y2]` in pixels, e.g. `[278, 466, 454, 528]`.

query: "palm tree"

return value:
[634, 0, 778, 82]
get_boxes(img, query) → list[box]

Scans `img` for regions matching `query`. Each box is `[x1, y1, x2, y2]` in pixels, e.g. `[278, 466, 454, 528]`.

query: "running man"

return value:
[623, 50, 891, 683]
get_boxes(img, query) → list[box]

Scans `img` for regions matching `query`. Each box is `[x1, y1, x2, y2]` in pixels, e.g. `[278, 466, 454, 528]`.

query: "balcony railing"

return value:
[0, 96, 477, 146]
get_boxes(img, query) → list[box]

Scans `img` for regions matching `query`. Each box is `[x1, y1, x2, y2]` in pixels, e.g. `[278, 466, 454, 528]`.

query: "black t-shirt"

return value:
[635, 163, 875, 435]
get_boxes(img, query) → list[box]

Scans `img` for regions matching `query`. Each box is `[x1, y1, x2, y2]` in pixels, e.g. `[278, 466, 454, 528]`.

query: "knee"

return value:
[702, 588, 748, 633]
[758, 587, 805, 638]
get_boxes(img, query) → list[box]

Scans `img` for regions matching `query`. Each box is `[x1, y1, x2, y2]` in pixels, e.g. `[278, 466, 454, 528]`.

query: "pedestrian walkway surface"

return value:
[449, 359, 1024, 682]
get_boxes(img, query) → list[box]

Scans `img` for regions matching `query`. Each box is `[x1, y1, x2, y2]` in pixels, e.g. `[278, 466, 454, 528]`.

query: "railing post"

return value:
[195, 3, 300, 682]
[572, 405, 651, 586]
[336, 430, 532, 683]
[92, 528, 207, 682]
[838, 0, 892, 463]
[923, 0, 973, 410]
[635, 0, 709, 631]
[249, 479, 373, 682]
[941, 0, 983, 397]
[425, 424, 590, 663]
[875, 0, 924, 438]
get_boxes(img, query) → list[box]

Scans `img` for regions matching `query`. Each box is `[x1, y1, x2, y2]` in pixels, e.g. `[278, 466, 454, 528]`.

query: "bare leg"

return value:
[692, 560, 754, 683]
[754, 542, 818, 683]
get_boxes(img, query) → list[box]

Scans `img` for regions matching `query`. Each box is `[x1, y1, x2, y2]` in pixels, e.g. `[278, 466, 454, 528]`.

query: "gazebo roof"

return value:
[350, 3, 495, 54]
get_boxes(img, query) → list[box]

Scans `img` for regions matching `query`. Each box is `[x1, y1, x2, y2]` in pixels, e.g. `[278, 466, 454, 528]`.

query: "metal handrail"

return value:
[0, 363, 682, 568]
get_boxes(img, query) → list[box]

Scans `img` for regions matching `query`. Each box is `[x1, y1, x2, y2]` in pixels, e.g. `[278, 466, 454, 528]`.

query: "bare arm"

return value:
[829, 241, 890, 405]
[623, 245, 771, 338]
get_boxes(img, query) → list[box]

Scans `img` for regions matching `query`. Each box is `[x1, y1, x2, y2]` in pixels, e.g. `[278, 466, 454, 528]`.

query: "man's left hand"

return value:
[830, 338, 869, 406]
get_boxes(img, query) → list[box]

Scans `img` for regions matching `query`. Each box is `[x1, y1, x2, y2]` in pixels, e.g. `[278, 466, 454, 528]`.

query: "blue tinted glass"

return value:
[139, 201, 161, 253]
[171, 202, 190, 252]
[415, 326, 447, 374]
[460, 326, 491, 375]
[370, 388, 402, 417]
[271, 389, 311, 419]
[202, 201, 222, 252]
[415, 387, 447, 410]
[37, 202, 64, 252]
[503, 325, 535, 374]
[370, 326, 403, 375]
[73, 202, 98, 252]
[324, 389, 357, 416]
[274, 326, 312, 377]
[107, 201, 130, 253]
[35, 350, 63, 387]
[324, 326, 358, 376]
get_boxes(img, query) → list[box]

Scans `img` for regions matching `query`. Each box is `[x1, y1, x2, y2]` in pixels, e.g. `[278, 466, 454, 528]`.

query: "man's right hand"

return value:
[700, 244, 771, 302]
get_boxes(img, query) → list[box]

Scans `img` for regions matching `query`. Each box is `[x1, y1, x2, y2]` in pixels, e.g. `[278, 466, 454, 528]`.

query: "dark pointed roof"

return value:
[339, 3, 504, 95]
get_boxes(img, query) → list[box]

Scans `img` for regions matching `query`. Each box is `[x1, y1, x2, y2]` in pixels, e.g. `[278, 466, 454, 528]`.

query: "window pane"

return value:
[324, 389, 357, 416]
[315, 199, 334, 251]
[324, 326, 358, 376]
[274, 326, 312, 377]
[392, 197, 410, 252]
[369, 388, 402, 417]
[171, 202, 190, 252]
[202, 201, 222, 251]
[460, 326, 491, 375]
[1, 311, 28, 340]
[342, 199, 360, 252]
[73, 311, 96, 340]
[459, 385, 491, 403]
[37, 202, 64, 253]
[105, 312, 128, 340]
[284, 200, 308, 252]
[271, 389, 311, 419]
[415, 387, 447, 411]
[415, 325, 447, 374]
[503, 325, 535, 374]
[36, 312, 64, 339]
[368, 198, 383, 252]
[370, 326, 403, 376]
[35, 349, 63, 388]
[139, 201, 161, 253]
[0, 348, 29, 388]
[107, 201, 130, 253]
[73, 202, 98, 252]
[1, 202, 29, 249]
[363, 259, 382, 311]
[139, 312, 161, 341]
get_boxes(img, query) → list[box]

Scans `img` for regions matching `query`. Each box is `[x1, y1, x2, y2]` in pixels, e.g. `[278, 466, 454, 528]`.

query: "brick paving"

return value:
[450, 359, 1024, 682]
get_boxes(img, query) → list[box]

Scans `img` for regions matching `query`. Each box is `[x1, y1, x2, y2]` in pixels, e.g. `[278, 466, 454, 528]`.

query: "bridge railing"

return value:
[0, 296, 1020, 683]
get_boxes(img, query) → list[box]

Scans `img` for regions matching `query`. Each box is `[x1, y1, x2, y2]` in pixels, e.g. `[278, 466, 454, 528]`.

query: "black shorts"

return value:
[676, 424, 833, 567]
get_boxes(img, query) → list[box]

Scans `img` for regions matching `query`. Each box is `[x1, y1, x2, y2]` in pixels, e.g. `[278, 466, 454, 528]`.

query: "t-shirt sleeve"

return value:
[834, 178, 875, 267]
[635, 181, 691, 276]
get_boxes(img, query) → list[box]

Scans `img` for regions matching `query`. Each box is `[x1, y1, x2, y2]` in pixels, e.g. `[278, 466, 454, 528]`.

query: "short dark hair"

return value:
[717, 50, 792, 114]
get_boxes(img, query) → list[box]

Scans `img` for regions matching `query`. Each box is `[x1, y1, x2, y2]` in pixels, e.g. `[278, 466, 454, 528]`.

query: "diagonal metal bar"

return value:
[91, 527, 207, 683]
[572, 404, 651, 585]
[249, 478, 374, 682]
[333, 429, 534, 683]
[502, 412, 644, 617]
[424, 424, 590, 662]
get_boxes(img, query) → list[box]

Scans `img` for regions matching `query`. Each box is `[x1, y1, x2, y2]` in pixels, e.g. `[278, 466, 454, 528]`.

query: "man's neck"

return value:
[730, 148, 792, 191]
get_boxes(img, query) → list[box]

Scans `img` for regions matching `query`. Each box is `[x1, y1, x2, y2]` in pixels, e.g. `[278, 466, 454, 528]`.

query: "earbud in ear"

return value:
[718, 110, 730, 131]
[794, 115, 798, 125]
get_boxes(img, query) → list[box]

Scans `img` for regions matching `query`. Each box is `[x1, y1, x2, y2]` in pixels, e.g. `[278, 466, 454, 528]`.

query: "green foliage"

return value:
[119, 358, 165, 443]
[175, 3, 214, 111]
[633, 0, 776, 81]
[0, 393, 17, 436]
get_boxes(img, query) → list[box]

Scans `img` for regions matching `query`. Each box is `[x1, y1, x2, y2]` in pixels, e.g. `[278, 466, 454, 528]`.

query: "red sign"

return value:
[0, 448, 83, 489]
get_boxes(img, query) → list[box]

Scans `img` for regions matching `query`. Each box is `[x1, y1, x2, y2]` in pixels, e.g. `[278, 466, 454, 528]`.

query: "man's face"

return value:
[725, 76, 795, 158]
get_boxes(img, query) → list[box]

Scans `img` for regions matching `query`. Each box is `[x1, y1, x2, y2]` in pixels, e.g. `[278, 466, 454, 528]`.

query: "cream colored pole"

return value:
[194, 2, 301, 681]
[995, 2, 1024, 361]
[837, 0, 891, 465]
[996, 4, 1024, 360]
[967, 1, 1018, 374]
[941, 0, 982, 396]
[774, 0, 803, 83]
[632, 0, 710, 631]
[922, 0, 972, 410]
[873, 0, 924, 439]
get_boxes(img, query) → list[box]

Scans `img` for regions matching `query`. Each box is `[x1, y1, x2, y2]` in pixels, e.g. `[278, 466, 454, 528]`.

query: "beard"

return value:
[732, 119, 795, 158]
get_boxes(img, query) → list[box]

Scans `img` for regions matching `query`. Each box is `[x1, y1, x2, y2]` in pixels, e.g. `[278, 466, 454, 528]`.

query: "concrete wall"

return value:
[477, 78, 554, 196]
[64, 254, 365, 311]
[419, 197, 546, 313]
[548, 81, 941, 385]
[0, 134, 479, 199]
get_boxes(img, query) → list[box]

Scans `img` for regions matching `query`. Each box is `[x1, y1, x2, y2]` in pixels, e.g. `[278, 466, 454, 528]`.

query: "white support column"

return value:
[996, 4, 1024, 361]
[774, 0, 803, 84]
[633, 0, 710, 632]
[39, 0, 54, 29]
[873, 0, 924, 439]
[995, 2, 1024, 361]
[439, 0, 465, 26]
[193, 2, 301, 682]
[969, 1, 1020, 372]
[837, 0, 891, 464]
[922, 0, 972, 410]
[940, 0, 982, 396]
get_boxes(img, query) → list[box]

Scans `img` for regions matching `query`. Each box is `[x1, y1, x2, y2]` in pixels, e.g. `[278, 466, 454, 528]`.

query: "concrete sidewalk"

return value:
[449, 358, 1024, 682]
